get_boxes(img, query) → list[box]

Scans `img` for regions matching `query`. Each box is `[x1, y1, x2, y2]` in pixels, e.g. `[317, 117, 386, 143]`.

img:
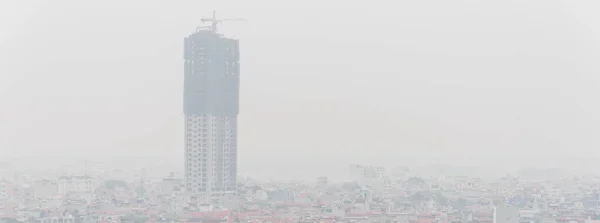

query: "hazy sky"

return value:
[1, 0, 600, 176]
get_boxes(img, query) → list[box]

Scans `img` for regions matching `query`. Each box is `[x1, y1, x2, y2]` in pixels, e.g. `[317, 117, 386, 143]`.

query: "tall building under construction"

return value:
[183, 16, 240, 196]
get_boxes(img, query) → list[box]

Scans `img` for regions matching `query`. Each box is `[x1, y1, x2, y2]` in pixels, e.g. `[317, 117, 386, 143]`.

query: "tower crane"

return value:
[200, 10, 246, 34]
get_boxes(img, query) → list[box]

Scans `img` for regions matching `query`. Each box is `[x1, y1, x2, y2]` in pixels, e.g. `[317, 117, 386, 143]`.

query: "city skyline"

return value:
[3, 1, 600, 220]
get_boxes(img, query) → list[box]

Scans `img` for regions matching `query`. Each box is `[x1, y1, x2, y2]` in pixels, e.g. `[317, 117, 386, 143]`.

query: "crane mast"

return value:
[199, 10, 245, 34]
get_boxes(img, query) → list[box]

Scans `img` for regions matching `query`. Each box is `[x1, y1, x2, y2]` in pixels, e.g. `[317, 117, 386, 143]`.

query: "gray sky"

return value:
[1, 0, 600, 177]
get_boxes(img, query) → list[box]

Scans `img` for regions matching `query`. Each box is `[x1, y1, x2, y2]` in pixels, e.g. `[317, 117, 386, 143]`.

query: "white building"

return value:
[0, 179, 12, 202]
[351, 165, 386, 188]
[350, 165, 385, 181]
[33, 179, 58, 199]
[317, 176, 328, 188]
[170, 188, 192, 213]
[494, 206, 520, 223]
[38, 213, 79, 223]
[58, 176, 93, 194]
[158, 178, 183, 196]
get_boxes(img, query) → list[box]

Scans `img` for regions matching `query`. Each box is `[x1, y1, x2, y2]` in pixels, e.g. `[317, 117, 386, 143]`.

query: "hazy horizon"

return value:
[2, 0, 600, 177]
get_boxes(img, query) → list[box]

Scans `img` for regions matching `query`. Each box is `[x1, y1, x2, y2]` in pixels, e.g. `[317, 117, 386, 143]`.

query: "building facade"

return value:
[0, 179, 12, 203]
[33, 179, 58, 199]
[57, 176, 93, 194]
[494, 206, 520, 223]
[183, 28, 240, 196]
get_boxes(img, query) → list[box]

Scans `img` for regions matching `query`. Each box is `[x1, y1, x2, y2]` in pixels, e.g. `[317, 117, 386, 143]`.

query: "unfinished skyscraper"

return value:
[183, 12, 240, 196]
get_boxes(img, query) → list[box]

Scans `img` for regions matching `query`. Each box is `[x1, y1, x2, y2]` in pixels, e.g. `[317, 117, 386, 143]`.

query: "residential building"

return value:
[317, 176, 328, 188]
[57, 176, 95, 202]
[494, 206, 520, 223]
[32, 179, 58, 199]
[0, 179, 12, 203]
[183, 17, 240, 197]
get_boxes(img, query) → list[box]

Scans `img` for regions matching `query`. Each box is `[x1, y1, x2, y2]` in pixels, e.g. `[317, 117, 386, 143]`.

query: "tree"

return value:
[410, 192, 426, 205]
[407, 177, 425, 185]
[341, 182, 359, 191]
[120, 214, 135, 222]
[452, 198, 467, 210]
[0, 218, 20, 223]
[435, 193, 449, 206]
[134, 217, 149, 223]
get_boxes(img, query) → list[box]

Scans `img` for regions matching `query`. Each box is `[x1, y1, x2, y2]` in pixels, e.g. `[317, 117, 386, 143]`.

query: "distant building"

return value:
[267, 189, 294, 202]
[32, 179, 58, 199]
[354, 189, 373, 211]
[351, 164, 386, 189]
[392, 166, 410, 181]
[158, 177, 183, 196]
[183, 16, 240, 197]
[58, 176, 94, 195]
[494, 206, 520, 223]
[317, 176, 328, 188]
[350, 164, 385, 181]
[0, 179, 13, 202]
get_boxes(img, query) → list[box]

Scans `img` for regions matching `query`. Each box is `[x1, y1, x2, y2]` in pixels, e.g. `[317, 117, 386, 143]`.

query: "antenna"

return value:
[200, 10, 246, 34]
